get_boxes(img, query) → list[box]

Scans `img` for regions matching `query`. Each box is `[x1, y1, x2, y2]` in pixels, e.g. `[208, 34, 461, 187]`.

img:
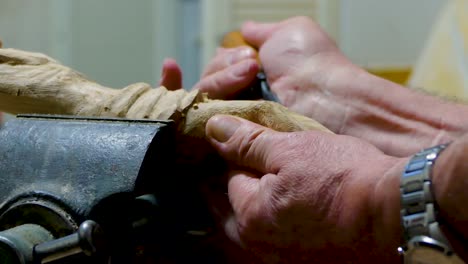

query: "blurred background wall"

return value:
[0, 0, 445, 91]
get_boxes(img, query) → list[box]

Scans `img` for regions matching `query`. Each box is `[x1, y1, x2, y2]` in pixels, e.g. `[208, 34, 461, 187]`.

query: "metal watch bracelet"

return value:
[400, 144, 448, 242]
[398, 143, 464, 263]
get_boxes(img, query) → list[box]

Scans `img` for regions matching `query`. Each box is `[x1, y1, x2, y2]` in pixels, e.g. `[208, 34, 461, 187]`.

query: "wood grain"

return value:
[0, 48, 331, 164]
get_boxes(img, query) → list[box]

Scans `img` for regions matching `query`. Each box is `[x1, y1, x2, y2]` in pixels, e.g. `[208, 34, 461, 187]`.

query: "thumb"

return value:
[241, 21, 278, 49]
[205, 114, 281, 174]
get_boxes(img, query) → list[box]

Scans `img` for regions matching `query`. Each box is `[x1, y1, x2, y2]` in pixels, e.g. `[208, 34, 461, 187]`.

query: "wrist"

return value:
[432, 138, 468, 261]
[328, 68, 468, 156]
[369, 155, 409, 262]
[368, 150, 466, 263]
[381, 142, 467, 263]
[368, 147, 467, 264]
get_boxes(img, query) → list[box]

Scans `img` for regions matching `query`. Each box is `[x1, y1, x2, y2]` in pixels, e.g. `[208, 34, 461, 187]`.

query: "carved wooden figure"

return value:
[0, 48, 330, 162]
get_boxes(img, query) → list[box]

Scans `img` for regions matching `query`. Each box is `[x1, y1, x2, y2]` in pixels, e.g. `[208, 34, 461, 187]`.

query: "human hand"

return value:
[195, 16, 468, 157]
[158, 58, 183, 90]
[204, 114, 406, 263]
[195, 17, 361, 124]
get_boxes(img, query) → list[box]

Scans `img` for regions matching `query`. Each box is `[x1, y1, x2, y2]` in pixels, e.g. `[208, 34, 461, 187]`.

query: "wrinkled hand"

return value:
[194, 16, 468, 157]
[204, 114, 404, 263]
[194, 17, 359, 124]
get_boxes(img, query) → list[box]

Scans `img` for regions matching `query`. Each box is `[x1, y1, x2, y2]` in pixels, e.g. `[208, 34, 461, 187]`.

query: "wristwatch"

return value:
[399, 144, 465, 264]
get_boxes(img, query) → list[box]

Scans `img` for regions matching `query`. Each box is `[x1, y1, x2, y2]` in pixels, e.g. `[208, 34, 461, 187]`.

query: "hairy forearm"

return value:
[330, 66, 468, 156]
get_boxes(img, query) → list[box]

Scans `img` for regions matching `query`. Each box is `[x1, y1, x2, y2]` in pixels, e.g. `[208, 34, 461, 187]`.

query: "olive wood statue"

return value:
[0, 47, 330, 163]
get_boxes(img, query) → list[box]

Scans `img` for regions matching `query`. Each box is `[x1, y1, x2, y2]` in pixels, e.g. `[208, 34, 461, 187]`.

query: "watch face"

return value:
[406, 247, 465, 264]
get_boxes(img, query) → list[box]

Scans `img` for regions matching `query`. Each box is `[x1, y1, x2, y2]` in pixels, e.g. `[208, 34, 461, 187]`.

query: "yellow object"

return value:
[367, 67, 412, 85]
[408, 0, 468, 99]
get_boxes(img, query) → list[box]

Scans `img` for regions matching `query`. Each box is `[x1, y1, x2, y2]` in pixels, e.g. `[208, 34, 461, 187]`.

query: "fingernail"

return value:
[207, 115, 241, 143]
[229, 48, 254, 65]
[239, 48, 255, 59]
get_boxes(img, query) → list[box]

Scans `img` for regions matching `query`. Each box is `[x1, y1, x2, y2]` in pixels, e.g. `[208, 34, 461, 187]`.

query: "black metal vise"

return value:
[0, 115, 215, 263]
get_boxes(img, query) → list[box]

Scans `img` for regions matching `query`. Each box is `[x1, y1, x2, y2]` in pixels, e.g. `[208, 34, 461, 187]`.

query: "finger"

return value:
[224, 170, 259, 243]
[205, 114, 282, 174]
[224, 169, 278, 247]
[202, 46, 256, 77]
[194, 59, 259, 99]
[241, 21, 279, 48]
[159, 58, 183, 90]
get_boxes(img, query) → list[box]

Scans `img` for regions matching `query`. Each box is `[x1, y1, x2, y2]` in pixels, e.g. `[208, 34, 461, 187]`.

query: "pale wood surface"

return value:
[0, 48, 331, 163]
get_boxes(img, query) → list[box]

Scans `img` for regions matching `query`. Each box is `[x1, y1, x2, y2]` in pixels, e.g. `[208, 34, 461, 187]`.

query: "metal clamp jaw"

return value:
[0, 115, 216, 263]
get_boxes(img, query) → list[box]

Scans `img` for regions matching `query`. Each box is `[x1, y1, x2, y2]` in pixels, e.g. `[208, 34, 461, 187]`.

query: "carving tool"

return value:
[221, 31, 280, 103]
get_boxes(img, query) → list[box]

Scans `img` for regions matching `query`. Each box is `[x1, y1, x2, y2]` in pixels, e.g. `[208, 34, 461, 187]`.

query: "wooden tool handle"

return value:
[221, 31, 261, 65]
[221, 31, 281, 102]
[221, 31, 250, 48]
[0, 39, 3, 48]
